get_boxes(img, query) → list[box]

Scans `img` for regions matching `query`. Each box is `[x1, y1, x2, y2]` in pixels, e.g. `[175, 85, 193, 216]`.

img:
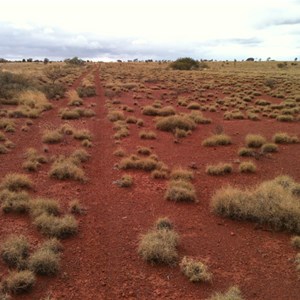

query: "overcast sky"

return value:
[1, 0, 300, 61]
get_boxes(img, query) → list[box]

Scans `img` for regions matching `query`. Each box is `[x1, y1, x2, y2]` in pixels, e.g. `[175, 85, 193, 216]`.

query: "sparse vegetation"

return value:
[0, 173, 32, 192]
[180, 257, 212, 282]
[2, 270, 35, 294]
[202, 134, 232, 147]
[239, 161, 256, 173]
[211, 175, 300, 233]
[245, 134, 266, 148]
[206, 163, 233, 176]
[208, 286, 244, 300]
[273, 132, 299, 144]
[165, 179, 197, 202]
[138, 219, 179, 265]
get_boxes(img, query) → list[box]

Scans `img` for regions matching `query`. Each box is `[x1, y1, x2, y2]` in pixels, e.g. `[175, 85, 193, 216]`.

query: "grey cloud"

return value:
[261, 18, 300, 28]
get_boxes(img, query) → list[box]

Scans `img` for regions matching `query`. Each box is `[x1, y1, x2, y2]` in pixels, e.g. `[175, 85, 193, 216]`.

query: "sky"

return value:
[0, 0, 300, 61]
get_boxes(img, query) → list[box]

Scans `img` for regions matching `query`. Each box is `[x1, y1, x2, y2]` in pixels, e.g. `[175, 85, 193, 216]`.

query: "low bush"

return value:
[206, 163, 232, 176]
[170, 168, 194, 181]
[42, 83, 66, 99]
[180, 257, 212, 282]
[139, 130, 157, 140]
[138, 227, 179, 264]
[1, 235, 29, 269]
[42, 130, 63, 144]
[165, 179, 197, 202]
[49, 156, 86, 182]
[202, 134, 232, 147]
[1, 190, 30, 213]
[239, 161, 256, 173]
[273, 132, 299, 144]
[0, 173, 32, 192]
[245, 134, 266, 148]
[156, 115, 196, 132]
[208, 286, 244, 300]
[28, 248, 60, 276]
[211, 175, 300, 233]
[33, 214, 78, 238]
[261, 143, 278, 153]
[238, 147, 255, 157]
[77, 86, 96, 97]
[170, 57, 199, 70]
[2, 270, 35, 294]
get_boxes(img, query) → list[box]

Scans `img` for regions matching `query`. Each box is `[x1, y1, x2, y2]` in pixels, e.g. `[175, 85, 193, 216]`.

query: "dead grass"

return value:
[0, 173, 32, 192]
[155, 115, 196, 132]
[28, 248, 60, 276]
[273, 132, 299, 144]
[165, 179, 197, 202]
[116, 174, 133, 187]
[202, 134, 232, 147]
[180, 257, 212, 282]
[137, 146, 151, 156]
[238, 147, 255, 157]
[245, 134, 266, 148]
[33, 214, 78, 238]
[69, 199, 84, 215]
[211, 175, 300, 233]
[2, 270, 35, 294]
[29, 198, 60, 219]
[1, 190, 30, 214]
[170, 168, 194, 181]
[23, 148, 47, 172]
[138, 223, 179, 265]
[1, 235, 29, 269]
[261, 143, 278, 153]
[48, 155, 86, 182]
[119, 155, 158, 172]
[291, 236, 300, 249]
[206, 163, 233, 176]
[73, 129, 92, 141]
[208, 286, 244, 300]
[42, 130, 63, 144]
[139, 130, 157, 140]
[239, 161, 256, 173]
[107, 110, 125, 122]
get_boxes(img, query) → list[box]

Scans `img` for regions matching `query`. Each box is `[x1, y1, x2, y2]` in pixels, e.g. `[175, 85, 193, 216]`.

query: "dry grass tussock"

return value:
[0, 189, 30, 214]
[23, 148, 47, 172]
[119, 154, 159, 172]
[211, 175, 300, 233]
[202, 134, 232, 147]
[208, 286, 244, 300]
[165, 179, 197, 202]
[272, 132, 299, 144]
[180, 256, 212, 282]
[0, 173, 32, 192]
[155, 115, 196, 132]
[138, 219, 179, 265]
[170, 167, 194, 181]
[206, 163, 232, 176]
[2, 270, 35, 294]
[245, 134, 266, 148]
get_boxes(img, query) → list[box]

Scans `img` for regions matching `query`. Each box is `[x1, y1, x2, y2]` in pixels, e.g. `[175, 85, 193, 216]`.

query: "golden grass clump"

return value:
[138, 219, 179, 265]
[165, 179, 197, 202]
[0, 173, 32, 192]
[202, 134, 232, 147]
[245, 134, 266, 148]
[2, 270, 36, 294]
[180, 257, 212, 282]
[116, 174, 133, 188]
[239, 161, 256, 173]
[48, 155, 86, 182]
[211, 175, 300, 233]
[206, 163, 233, 176]
[208, 286, 244, 300]
[42, 130, 63, 144]
[139, 130, 157, 140]
[170, 167, 194, 181]
[23, 148, 47, 172]
[0, 189, 30, 214]
[272, 132, 299, 144]
[1, 235, 29, 269]
[119, 155, 159, 172]
[291, 236, 300, 249]
[155, 115, 196, 132]
[261, 143, 278, 153]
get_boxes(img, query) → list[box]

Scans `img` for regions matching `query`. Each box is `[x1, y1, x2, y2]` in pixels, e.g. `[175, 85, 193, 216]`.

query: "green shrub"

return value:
[180, 257, 212, 282]
[170, 57, 199, 70]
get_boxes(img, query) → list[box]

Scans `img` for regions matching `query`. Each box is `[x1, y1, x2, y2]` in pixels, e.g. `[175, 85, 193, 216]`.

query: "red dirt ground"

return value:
[1, 66, 300, 300]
